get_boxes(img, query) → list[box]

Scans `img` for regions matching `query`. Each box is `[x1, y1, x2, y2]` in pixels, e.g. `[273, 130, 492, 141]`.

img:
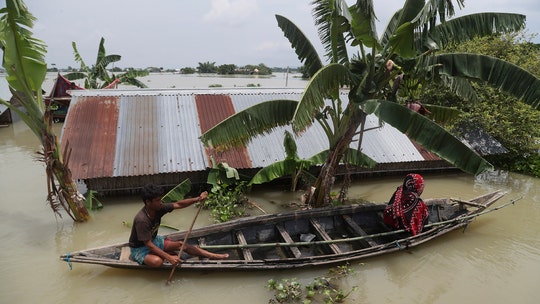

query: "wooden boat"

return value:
[60, 190, 509, 271]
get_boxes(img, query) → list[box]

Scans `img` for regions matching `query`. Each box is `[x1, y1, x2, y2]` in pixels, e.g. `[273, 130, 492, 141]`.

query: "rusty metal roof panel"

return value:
[113, 94, 207, 177]
[61, 95, 119, 179]
[63, 88, 434, 181]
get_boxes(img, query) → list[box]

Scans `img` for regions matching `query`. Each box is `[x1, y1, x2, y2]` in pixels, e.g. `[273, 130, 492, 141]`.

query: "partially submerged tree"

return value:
[0, 0, 89, 221]
[201, 0, 540, 207]
[64, 37, 148, 89]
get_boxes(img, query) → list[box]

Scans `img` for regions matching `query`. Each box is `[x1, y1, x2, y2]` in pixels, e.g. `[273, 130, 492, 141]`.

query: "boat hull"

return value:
[60, 190, 506, 271]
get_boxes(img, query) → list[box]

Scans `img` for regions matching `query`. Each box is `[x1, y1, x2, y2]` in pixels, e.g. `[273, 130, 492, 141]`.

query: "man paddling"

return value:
[129, 184, 229, 267]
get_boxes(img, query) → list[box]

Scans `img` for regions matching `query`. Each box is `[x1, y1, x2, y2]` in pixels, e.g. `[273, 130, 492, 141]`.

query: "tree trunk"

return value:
[42, 112, 89, 222]
[311, 110, 366, 207]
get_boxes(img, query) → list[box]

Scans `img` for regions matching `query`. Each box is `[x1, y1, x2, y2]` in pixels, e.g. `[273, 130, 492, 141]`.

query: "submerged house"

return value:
[60, 88, 498, 195]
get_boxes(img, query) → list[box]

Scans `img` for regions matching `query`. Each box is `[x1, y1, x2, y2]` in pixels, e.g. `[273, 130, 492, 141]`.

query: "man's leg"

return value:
[164, 240, 229, 260]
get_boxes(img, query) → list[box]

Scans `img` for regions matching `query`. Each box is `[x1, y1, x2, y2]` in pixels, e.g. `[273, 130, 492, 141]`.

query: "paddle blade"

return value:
[162, 179, 192, 203]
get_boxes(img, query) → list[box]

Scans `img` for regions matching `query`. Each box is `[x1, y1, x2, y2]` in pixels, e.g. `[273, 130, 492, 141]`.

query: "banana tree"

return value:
[64, 37, 148, 89]
[249, 130, 318, 192]
[0, 0, 89, 221]
[201, 0, 540, 207]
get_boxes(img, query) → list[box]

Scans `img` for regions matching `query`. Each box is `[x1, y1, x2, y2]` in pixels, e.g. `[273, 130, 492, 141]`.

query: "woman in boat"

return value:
[129, 184, 229, 267]
[383, 173, 429, 236]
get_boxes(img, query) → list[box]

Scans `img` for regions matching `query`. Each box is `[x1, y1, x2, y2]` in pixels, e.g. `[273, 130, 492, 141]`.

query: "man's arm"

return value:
[171, 191, 208, 209]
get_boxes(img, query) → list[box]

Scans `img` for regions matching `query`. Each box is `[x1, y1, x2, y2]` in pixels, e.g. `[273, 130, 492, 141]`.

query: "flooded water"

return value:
[1, 74, 539, 303]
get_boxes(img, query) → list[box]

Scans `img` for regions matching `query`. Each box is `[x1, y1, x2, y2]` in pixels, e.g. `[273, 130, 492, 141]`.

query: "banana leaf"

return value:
[162, 179, 192, 203]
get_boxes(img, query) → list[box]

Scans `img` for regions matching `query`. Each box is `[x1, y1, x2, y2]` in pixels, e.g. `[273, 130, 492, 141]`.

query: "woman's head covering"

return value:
[403, 173, 424, 195]
[383, 173, 428, 235]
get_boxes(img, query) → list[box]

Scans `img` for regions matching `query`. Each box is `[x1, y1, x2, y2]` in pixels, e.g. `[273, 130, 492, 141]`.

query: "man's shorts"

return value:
[130, 235, 167, 265]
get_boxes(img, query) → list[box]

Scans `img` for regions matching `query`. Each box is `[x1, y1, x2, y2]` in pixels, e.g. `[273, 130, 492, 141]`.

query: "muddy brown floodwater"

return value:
[1, 74, 538, 303]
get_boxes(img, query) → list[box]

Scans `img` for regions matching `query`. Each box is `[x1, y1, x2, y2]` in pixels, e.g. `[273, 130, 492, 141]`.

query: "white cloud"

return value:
[203, 0, 259, 26]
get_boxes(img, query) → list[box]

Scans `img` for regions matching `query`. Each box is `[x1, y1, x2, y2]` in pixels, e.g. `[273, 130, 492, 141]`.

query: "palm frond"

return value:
[249, 159, 309, 185]
[397, 0, 424, 27]
[283, 130, 299, 160]
[348, 0, 380, 49]
[439, 75, 477, 101]
[428, 13, 526, 49]
[63, 72, 86, 81]
[119, 77, 148, 88]
[342, 147, 377, 167]
[312, 0, 350, 64]
[162, 179, 192, 203]
[275, 14, 323, 77]
[71, 41, 88, 72]
[117, 69, 149, 88]
[389, 22, 417, 58]
[415, 0, 465, 25]
[121, 69, 150, 79]
[380, 9, 401, 47]
[363, 99, 492, 175]
[293, 63, 352, 133]
[200, 99, 299, 149]
[94, 54, 120, 83]
[1, 0, 47, 97]
[423, 104, 462, 124]
[84, 190, 103, 210]
[433, 53, 540, 108]
[306, 147, 376, 168]
[95, 37, 106, 65]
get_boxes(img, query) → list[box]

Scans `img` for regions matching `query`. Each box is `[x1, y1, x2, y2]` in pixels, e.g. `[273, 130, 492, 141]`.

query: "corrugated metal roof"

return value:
[63, 88, 438, 180]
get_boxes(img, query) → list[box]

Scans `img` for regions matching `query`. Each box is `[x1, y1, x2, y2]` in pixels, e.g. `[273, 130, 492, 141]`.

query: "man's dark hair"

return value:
[141, 184, 163, 204]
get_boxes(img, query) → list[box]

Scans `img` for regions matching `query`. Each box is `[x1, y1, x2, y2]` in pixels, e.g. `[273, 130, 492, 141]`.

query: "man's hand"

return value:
[167, 254, 181, 266]
[199, 191, 208, 201]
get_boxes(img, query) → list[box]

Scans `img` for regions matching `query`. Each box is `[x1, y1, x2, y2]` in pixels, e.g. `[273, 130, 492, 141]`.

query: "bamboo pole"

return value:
[166, 201, 205, 284]
[197, 197, 521, 251]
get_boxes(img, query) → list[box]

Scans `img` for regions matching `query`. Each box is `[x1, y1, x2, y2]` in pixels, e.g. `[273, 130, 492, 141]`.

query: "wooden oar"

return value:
[166, 200, 205, 284]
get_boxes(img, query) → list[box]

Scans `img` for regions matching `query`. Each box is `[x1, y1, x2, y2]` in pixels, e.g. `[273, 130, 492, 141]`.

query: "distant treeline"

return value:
[45, 63, 301, 75]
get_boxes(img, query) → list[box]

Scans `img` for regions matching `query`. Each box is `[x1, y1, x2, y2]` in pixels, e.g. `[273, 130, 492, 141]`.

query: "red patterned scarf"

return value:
[383, 174, 428, 235]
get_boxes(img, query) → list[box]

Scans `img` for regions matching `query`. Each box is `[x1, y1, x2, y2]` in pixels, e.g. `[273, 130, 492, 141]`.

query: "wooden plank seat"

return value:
[235, 230, 253, 261]
[275, 224, 302, 258]
[119, 246, 132, 261]
[309, 218, 342, 254]
[342, 215, 378, 247]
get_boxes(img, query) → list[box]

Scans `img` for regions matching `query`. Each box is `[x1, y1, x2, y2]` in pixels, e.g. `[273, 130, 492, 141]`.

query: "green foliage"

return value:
[64, 37, 148, 89]
[488, 152, 540, 177]
[161, 179, 192, 203]
[84, 190, 103, 210]
[204, 161, 249, 222]
[0, 0, 47, 126]
[217, 64, 237, 75]
[424, 32, 540, 176]
[203, 181, 248, 223]
[266, 264, 357, 303]
[244, 63, 272, 75]
[208, 83, 222, 87]
[201, 0, 539, 207]
[250, 130, 317, 191]
[197, 61, 217, 73]
[1, 0, 89, 221]
[180, 67, 196, 74]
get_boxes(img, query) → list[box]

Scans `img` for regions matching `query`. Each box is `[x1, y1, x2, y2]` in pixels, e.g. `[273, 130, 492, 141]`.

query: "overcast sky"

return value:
[9, 0, 540, 69]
